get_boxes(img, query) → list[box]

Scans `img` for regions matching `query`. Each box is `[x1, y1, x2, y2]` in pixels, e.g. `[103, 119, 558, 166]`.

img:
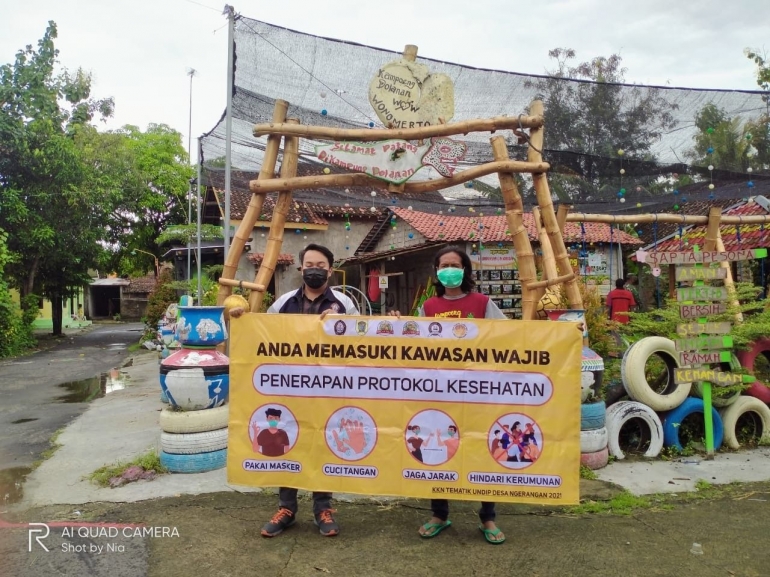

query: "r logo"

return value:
[28, 522, 50, 552]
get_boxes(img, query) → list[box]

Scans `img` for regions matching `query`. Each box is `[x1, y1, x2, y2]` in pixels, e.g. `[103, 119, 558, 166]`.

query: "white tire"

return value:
[622, 336, 691, 411]
[605, 401, 664, 460]
[159, 405, 230, 434]
[161, 428, 229, 455]
[580, 427, 608, 453]
[719, 396, 770, 450]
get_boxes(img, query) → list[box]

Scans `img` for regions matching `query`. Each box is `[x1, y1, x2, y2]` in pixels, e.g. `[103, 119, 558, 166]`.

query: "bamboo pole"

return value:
[668, 264, 676, 300]
[218, 278, 265, 292]
[556, 204, 571, 235]
[249, 118, 300, 312]
[528, 100, 583, 310]
[532, 207, 559, 303]
[249, 160, 550, 195]
[528, 273, 576, 290]
[490, 136, 539, 320]
[703, 207, 742, 322]
[567, 213, 770, 226]
[217, 99, 288, 305]
[253, 115, 545, 141]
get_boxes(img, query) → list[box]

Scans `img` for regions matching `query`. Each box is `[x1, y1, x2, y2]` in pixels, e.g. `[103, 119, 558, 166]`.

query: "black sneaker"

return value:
[261, 507, 295, 537]
[314, 509, 339, 537]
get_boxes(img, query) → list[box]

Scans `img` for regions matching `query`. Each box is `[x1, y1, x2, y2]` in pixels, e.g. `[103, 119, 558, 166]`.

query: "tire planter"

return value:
[581, 401, 606, 431]
[606, 401, 664, 460]
[160, 448, 227, 474]
[160, 428, 228, 455]
[581, 346, 605, 398]
[160, 348, 229, 410]
[661, 397, 723, 451]
[719, 396, 770, 450]
[159, 405, 230, 434]
[736, 339, 770, 404]
[580, 427, 608, 453]
[176, 306, 227, 347]
[580, 447, 609, 470]
[621, 336, 691, 412]
[691, 354, 743, 408]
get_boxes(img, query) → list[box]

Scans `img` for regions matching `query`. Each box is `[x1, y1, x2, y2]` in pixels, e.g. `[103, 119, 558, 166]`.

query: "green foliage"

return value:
[144, 269, 179, 333]
[0, 229, 36, 357]
[559, 281, 622, 360]
[745, 48, 770, 94]
[524, 48, 677, 202]
[579, 465, 598, 480]
[88, 450, 166, 487]
[156, 224, 223, 246]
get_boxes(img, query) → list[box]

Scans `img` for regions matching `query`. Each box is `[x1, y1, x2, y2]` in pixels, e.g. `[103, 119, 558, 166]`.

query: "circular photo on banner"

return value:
[249, 404, 299, 458]
[324, 406, 378, 461]
[405, 409, 459, 466]
[488, 413, 543, 470]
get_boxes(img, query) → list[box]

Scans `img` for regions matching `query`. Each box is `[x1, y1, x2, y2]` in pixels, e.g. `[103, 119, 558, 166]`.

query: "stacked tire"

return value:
[580, 401, 609, 469]
[158, 306, 230, 474]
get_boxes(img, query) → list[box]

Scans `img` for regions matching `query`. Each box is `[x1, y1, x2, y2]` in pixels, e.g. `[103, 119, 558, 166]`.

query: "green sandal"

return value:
[419, 520, 451, 538]
[478, 524, 506, 544]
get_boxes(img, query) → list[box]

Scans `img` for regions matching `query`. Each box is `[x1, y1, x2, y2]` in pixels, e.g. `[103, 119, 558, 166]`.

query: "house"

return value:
[87, 275, 157, 321]
[10, 287, 91, 330]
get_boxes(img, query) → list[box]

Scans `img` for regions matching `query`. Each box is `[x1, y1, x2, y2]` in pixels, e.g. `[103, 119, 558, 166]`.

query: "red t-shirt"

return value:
[422, 292, 489, 319]
[606, 288, 636, 324]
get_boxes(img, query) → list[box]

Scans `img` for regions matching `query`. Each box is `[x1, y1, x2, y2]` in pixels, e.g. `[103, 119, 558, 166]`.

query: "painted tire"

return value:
[661, 397, 723, 451]
[160, 367, 229, 411]
[736, 339, 770, 404]
[581, 401, 606, 431]
[606, 401, 664, 460]
[622, 337, 691, 412]
[160, 390, 170, 404]
[159, 405, 230, 434]
[718, 396, 770, 450]
[580, 447, 609, 470]
[160, 448, 227, 474]
[580, 427, 608, 453]
[161, 428, 228, 455]
[176, 306, 227, 346]
[691, 354, 742, 408]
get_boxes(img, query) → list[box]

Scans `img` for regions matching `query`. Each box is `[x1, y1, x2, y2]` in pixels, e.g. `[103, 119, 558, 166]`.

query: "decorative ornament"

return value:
[371, 191, 377, 197]
[321, 109, 328, 116]
[620, 168, 626, 175]
[707, 147, 714, 154]
[368, 122, 375, 128]
[673, 204, 680, 210]
[617, 149, 625, 156]
[652, 267, 661, 277]
[295, 229, 301, 234]
[323, 167, 331, 174]
[496, 208, 502, 214]
[319, 91, 327, 99]
[620, 198, 626, 203]
[408, 233, 414, 239]
[748, 167, 753, 174]
[408, 206, 413, 210]
[303, 235, 307, 240]
[748, 181, 755, 188]
[707, 127, 714, 134]
[636, 202, 642, 208]
[708, 183, 715, 190]
[708, 165, 714, 171]
[370, 207, 377, 213]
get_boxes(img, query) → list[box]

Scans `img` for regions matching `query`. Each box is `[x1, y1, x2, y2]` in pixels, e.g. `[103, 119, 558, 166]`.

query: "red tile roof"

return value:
[126, 276, 157, 294]
[213, 188, 328, 226]
[647, 199, 770, 252]
[391, 209, 642, 245]
[247, 253, 296, 266]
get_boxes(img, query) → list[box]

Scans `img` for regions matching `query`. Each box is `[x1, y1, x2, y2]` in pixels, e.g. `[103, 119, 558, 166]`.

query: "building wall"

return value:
[11, 287, 90, 329]
[121, 297, 149, 321]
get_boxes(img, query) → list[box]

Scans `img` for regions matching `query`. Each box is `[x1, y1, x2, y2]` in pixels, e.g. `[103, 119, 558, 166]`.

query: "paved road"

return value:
[0, 323, 143, 471]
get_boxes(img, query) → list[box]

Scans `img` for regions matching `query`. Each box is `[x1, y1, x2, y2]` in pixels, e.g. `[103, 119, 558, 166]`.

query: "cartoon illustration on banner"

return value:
[227, 314, 582, 505]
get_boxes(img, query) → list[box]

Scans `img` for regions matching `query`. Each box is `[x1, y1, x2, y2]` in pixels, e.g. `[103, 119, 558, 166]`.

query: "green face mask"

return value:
[268, 420, 278, 428]
[437, 268, 464, 288]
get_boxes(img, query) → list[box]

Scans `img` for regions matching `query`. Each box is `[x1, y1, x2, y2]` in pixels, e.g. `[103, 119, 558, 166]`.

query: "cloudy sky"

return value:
[2, 0, 768, 161]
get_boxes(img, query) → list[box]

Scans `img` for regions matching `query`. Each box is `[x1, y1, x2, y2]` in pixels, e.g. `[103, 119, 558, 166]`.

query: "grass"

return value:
[579, 465, 598, 480]
[127, 341, 144, 352]
[88, 450, 167, 487]
[32, 427, 65, 470]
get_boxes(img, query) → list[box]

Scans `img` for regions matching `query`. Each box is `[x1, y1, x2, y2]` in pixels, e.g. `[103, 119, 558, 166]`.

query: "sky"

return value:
[1, 0, 768, 162]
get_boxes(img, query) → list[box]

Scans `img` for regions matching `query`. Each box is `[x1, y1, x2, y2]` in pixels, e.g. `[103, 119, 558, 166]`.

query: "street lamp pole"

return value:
[186, 68, 197, 286]
[132, 249, 159, 278]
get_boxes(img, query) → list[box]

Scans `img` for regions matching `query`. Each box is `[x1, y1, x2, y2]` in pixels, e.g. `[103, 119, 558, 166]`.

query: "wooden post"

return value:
[668, 264, 676, 300]
[490, 136, 539, 320]
[532, 207, 558, 304]
[217, 99, 289, 304]
[703, 206, 742, 323]
[556, 204, 571, 236]
[403, 44, 418, 62]
[249, 118, 300, 312]
[528, 100, 583, 311]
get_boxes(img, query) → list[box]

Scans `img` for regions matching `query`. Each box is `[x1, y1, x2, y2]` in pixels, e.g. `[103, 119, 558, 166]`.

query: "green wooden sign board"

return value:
[679, 304, 727, 318]
[644, 248, 767, 266]
[679, 351, 732, 365]
[674, 368, 755, 386]
[676, 322, 732, 337]
[675, 266, 728, 281]
[676, 286, 730, 302]
[675, 335, 733, 352]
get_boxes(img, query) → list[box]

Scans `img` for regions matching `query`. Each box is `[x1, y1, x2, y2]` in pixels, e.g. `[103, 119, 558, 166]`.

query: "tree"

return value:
[524, 49, 678, 202]
[745, 48, 770, 95]
[0, 22, 113, 335]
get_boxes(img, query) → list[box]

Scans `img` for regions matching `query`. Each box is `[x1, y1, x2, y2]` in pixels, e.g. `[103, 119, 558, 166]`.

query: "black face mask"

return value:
[302, 268, 328, 290]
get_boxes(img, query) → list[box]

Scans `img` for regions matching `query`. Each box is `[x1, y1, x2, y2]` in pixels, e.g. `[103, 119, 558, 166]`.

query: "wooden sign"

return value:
[368, 52, 455, 129]
[679, 351, 732, 366]
[676, 286, 730, 302]
[676, 322, 732, 337]
[638, 248, 767, 266]
[674, 368, 753, 386]
[675, 336, 733, 351]
[314, 138, 466, 183]
[680, 304, 727, 319]
[675, 267, 727, 281]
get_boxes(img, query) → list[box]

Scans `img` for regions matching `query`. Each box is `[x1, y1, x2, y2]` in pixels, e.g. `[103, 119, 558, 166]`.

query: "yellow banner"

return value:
[227, 314, 582, 505]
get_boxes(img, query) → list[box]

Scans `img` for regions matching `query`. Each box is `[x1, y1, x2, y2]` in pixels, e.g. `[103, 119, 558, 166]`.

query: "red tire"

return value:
[580, 446, 609, 470]
[737, 339, 770, 404]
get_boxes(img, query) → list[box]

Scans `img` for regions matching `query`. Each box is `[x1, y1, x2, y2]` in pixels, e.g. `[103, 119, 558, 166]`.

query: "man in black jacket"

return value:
[230, 244, 358, 537]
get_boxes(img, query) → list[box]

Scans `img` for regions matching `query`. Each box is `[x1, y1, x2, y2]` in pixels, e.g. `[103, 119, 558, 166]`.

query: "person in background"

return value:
[625, 274, 641, 310]
[230, 243, 358, 538]
[606, 278, 636, 324]
[389, 246, 506, 544]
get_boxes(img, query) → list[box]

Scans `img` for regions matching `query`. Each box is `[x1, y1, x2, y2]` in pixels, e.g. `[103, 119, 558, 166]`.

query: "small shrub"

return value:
[144, 269, 178, 331]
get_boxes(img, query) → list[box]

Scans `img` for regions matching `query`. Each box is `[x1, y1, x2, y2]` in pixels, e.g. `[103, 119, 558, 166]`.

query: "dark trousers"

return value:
[279, 487, 332, 516]
[431, 499, 496, 523]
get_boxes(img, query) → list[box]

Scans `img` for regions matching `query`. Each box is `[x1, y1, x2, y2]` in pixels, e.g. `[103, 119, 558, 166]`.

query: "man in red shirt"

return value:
[606, 278, 636, 323]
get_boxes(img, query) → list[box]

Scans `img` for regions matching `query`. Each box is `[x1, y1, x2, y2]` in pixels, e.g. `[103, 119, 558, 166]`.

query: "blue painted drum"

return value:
[175, 306, 228, 346]
[160, 348, 230, 410]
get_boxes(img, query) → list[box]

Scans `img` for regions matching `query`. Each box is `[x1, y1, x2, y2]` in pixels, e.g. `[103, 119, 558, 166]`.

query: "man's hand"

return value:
[229, 307, 245, 319]
[387, 310, 401, 318]
[320, 309, 332, 320]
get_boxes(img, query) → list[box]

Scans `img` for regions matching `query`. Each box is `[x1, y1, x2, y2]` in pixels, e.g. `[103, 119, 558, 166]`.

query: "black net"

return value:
[201, 16, 769, 214]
